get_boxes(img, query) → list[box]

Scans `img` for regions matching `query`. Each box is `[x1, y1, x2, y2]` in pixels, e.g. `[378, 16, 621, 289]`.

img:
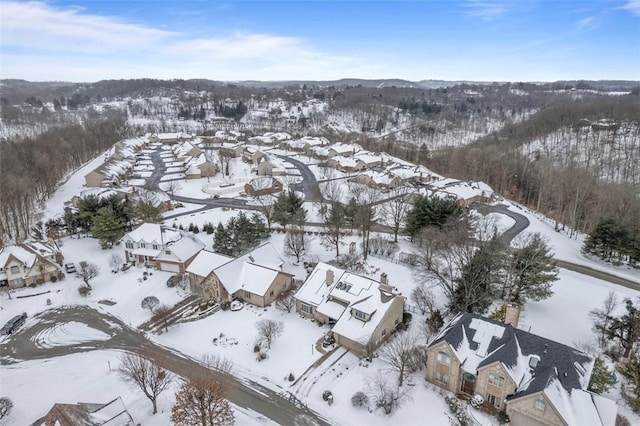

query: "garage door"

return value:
[159, 262, 180, 273]
[510, 412, 545, 426]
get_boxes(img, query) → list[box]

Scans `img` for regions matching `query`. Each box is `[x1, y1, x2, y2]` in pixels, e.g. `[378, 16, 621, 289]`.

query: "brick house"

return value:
[244, 177, 283, 196]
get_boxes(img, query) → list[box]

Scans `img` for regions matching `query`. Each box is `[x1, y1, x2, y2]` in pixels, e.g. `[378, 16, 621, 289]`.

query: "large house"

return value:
[121, 223, 204, 273]
[294, 263, 405, 358]
[426, 313, 617, 426]
[186, 243, 293, 307]
[0, 241, 62, 289]
[244, 177, 283, 196]
[31, 397, 135, 426]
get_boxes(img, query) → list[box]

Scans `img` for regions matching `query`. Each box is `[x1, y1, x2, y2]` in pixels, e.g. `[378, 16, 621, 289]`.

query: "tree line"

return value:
[0, 111, 128, 246]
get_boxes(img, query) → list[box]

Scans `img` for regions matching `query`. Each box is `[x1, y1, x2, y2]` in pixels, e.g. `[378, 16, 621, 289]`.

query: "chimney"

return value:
[326, 269, 334, 286]
[380, 272, 388, 285]
[379, 286, 394, 303]
[504, 304, 521, 328]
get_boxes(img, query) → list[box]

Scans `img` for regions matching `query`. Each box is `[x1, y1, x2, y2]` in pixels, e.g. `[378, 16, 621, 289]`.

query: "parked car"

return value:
[230, 300, 244, 311]
[64, 263, 76, 273]
[166, 275, 178, 287]
[213, 194, 221, 199]
[1, 312, 27, 335]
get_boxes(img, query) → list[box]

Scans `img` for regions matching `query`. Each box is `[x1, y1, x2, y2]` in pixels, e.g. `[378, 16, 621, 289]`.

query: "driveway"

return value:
[0, 306, 331, 426]
[275, 155, 322, 202]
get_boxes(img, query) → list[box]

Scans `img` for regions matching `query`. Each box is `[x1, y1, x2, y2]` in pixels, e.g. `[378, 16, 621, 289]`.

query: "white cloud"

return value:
[621, 0, 640, 16]
[576, 16, 598, 31]
[0, 1, 366, 81]
[464, 0, 510, 20]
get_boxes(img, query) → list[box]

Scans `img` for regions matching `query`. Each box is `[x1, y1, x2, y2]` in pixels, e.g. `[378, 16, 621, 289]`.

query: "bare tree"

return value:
[380, 186, 412, 242]
[351, 185, 379, 260]
[141, 296, 160, 312]
[275, 284, 297, 313]
[109, 254, 123, 272]
[253, 194, 275, 232]
[284, 226, 306, 263]
[202, 354, 234, 376]
[77, 261, 99, 289]
[117, 354, 173, 415]
[410, 282, 435, 315]
[366, 372, 411, 414]
[379, 331, 419, 386]
[171, 377, 235, 426]
[0, 397, 13, 419]
[152, 304, 173, 332]
[590, 292, 619, 350]
[162, 180, 182, 200]
[255, 319, 284, 350]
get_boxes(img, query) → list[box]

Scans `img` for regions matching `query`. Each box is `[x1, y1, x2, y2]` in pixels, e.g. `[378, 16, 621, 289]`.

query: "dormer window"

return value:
[141, 243, 147, 248]
[354, 310, 366, 320]
[125, 242, 133, 249]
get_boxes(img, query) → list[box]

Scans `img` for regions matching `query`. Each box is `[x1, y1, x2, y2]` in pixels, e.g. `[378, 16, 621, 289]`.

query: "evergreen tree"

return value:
[583, 218, 631, 261]
[503, 233, 559, 304]
[588, 357, 616, 394]
[91, 206, 124, 248]
[133, 198, 163, 224]
[405, 195, 464, 240]
[272, 191, 306, 230]
[214, 223, 232, 256]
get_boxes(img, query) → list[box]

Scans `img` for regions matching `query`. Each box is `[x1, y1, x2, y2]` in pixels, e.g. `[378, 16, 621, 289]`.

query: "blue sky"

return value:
[1, 0, 638, 82]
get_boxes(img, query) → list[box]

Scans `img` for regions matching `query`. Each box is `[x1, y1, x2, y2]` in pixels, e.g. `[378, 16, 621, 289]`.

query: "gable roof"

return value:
[429, 313, 616, 426]
[31, 396, 135, 426]
[295, 262, 404, 346]
[186, 250, 233, 277]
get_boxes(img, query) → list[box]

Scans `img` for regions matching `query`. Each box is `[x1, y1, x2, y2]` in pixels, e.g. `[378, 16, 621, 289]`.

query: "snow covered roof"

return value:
[248, 177, 280, 191]
[0, 245, 37, 268]
[186, 250, 232, 277]
[328, 143, 358, 155]
[544, 380, 617, 426]
[296, 263, 403, 346]
[429, 314, 613, 425]
[354, 151, 383, 165]
[124, 223, 181, 246]
[157, 235, 205, 262]
[213, 243, 288, 297]
[32, 396, 135, 426]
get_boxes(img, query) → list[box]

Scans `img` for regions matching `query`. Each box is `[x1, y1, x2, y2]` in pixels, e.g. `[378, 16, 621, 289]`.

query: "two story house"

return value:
[0, 241, 62, 289]
[121, 223, 204, 273]
[425, 313, 617, 426]
[186, 243, 293, 307]
[295, 263, 405, 358]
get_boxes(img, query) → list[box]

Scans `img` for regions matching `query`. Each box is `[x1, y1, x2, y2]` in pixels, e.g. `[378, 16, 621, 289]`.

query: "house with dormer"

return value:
[186, 243, 293, 307]
[425, 313, 617, 426]
[121, 223, 204, 273]
[0, 241, 62, 289]
[295, 263, 405, 358]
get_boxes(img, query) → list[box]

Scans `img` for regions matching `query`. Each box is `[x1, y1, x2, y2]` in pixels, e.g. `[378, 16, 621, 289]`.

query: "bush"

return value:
[616, 414, 631, 426]
[351, 391, 369, 408]
[288, 373, 295, 382]
[221, 301, 230, 311]
[78, 286, 90, 296]
[50, 275, 58, 283]
[322, 390, 333, 402]
[28, 283, 37, 288]
[497, 410, 510, 425]
[253, 344, 261, 353]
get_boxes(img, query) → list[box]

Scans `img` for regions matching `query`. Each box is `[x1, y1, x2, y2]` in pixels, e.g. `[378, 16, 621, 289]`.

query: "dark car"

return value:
[166, 275, 178, 287]
[1, 312, 27, 335]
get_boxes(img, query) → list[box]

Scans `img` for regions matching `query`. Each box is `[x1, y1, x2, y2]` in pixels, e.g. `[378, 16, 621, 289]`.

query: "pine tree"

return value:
[606, 299, 640, 358]
[504, 233, 559, 304]
[214, 223, 232, 256]
[91, 206, 124, 248]
[588, 357, 616, 394]
[272, 191, 306, 230]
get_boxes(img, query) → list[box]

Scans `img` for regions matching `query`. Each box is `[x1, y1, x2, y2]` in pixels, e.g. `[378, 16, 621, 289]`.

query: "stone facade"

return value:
[506, 392, 566, 426]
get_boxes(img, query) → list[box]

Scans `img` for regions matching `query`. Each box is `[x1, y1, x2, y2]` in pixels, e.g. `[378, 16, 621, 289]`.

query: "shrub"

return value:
[78, 286, 90, 296]
[253, 344, 261, 353]
[616, 414, 631, 426]
[28, 283, 37, 288]
[50, 275, 58, 283]
[497, 410, 510, 425]
[288, 373, 295, 382]
[220, 301, 230, 311]
[351, 391, 369, 408]
[322, 390, 333, 402]
[403, 312, 412, 326]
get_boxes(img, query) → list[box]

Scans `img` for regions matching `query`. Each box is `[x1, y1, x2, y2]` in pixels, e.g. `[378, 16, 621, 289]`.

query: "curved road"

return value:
[0, 306, 331, 426]
[471, 203, 640, 291]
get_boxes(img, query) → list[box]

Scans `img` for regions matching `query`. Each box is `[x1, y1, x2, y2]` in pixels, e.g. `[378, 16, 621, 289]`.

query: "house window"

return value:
[125, 241, 133, 249]
[437, 351, 451, 365]
[381, 329, 387, 336]
[301, 303, 313, 314]
[535, 399, 545, 411]
[354, 310, 366, 320]
[488, 373, 505, 388]
[10, 266, 19, 274]
[269, 290, 274, 297]
[435, 371, 449, 385]
[165, 250, 171, 255]
[152, 244, 159, 250]
[140, 243, 147, 248]
[487, 394, 499, 407]
[243, 291, 251, 298]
